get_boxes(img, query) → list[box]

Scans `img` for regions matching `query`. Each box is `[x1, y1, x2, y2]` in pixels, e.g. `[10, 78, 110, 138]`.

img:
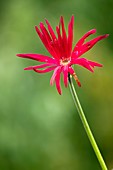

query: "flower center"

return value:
[60, 58, 71, 66]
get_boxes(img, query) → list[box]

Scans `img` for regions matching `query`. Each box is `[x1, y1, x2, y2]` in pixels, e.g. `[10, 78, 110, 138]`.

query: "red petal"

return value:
[39, 22, 52, 42]
[60, 16, 67, 40]
[50, 66, 61, 86]
[56, 26, 63, 57]
[35, 25, 50, 50]
[35, 25, 43, 39]
[16, 53, 56, 64]
[24, 63, 54, 70]
[72, 33, 109, 58]
[55, 67, 62, 95]
[88, 60, 103, 68]
[79, 34, 109, 55]
[72, 29, 96, 57]
[67, 15, 74, 57]
[33, 66, 56, 73]
[60, 16, 68, 58]
[75, 29, 96, 47]
[68, 66, 75, 75]
[45, 19, 57, 41]
[35, 26, 58, 59]
[72, 58, 94, 72]
[62, 65, 68, 87]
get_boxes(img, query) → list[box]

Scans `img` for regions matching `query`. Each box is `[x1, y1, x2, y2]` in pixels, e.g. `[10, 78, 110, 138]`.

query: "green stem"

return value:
[68, 75, 108, 170]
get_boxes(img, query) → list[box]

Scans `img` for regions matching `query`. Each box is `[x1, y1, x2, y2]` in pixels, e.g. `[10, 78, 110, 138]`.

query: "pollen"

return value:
[60, 58, 71, 66]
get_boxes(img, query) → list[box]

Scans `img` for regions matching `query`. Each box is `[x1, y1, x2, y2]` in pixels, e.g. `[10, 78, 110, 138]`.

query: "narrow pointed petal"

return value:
[55, 67, 62, 95]
[35, 25, 43, 39]
[56, 26, 64, 57]
[56, 26, 62, 42]
[72, 29, 96, 57]
[33, 66, 56, 73]
[38, 23, 61, 59]
[24, 63, 54, 70]
[79, 34, 109, 55]
[72, 34, 109, 58]
[68, 66, 75, 75]
[60, 16, 67, 41]
[75, 29, 96, 47]
[35, 25, 50, 50]
[88, 60, 103, 68]
[60, 16, 68, 57]
[63, 65, 68, 87]
[45, 19, 57, 41]
[39, 22, 52, 42]
[17, 53, 56, 64]
[72, 58, 94, 72]
[50, 66, 61, 86]
[68, 15, 74, 56]
[35, 26, 58, 59]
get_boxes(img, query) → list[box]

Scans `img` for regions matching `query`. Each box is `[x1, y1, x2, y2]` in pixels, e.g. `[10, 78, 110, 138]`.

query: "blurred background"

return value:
[0, 0, 113, 169]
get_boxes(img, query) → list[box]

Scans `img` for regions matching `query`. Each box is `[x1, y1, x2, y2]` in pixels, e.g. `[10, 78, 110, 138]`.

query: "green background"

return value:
[0, 0, 113, 169]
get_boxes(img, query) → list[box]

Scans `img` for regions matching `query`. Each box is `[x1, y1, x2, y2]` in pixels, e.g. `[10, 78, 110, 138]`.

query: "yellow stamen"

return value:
[60, 58, 70, 66]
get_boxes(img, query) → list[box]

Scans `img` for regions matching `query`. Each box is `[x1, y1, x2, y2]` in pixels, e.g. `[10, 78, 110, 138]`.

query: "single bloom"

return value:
[17, 16, 109, 94]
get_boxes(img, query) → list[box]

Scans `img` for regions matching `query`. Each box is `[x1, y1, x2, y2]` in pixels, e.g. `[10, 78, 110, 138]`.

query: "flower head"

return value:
[17, 16, 109, 94]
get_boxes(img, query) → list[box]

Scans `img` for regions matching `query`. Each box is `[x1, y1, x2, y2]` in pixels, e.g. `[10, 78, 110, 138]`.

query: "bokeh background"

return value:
[0, 0, 113, 170]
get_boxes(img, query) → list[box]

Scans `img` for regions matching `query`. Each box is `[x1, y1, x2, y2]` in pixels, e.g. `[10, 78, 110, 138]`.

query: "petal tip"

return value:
[16, 54, 23, 57]
[35, 25, 37, 28]
[63, 82, 68, 88]
[50, 81, 54, 86]
[99, 64, 103, 67]
[58, 91, 62, 95]
[105, 34, 109, 38]
[92, 29, 97, 33]
[24, 67, 31, 70]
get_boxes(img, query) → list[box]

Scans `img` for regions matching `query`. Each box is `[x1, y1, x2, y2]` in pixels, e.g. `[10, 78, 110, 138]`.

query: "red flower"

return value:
[17, 16, 109, 95]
